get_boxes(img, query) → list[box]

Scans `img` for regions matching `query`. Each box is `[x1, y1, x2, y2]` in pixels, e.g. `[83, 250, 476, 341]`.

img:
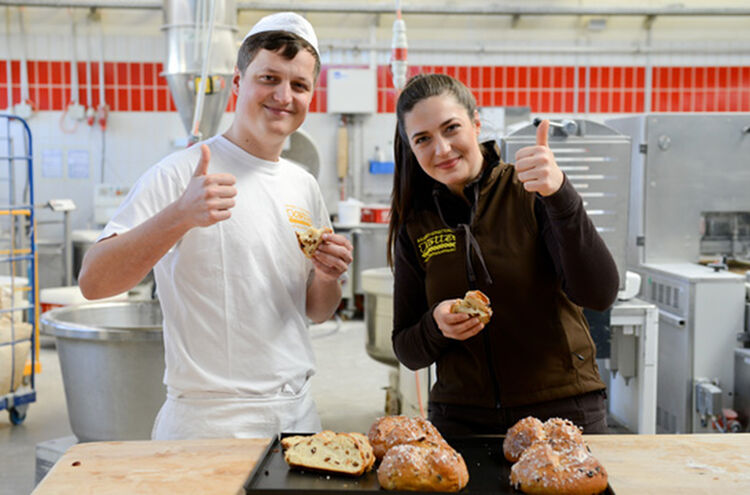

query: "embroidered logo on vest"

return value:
[285, 204, 313, 228]
[417, 228, 456, 262]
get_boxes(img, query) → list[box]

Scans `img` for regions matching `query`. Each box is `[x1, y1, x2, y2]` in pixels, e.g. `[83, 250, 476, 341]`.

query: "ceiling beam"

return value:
[3, 1, 750, 17]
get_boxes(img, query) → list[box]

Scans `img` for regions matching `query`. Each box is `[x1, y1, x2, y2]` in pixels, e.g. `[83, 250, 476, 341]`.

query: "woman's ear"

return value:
[473, 109, 481, 137]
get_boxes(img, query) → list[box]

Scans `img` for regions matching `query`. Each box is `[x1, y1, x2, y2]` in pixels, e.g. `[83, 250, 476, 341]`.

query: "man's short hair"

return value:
[237, 31, 321, 81]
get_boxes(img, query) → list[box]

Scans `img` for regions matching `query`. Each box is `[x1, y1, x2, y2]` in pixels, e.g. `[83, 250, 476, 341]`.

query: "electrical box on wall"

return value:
[327, 68, 376, 114]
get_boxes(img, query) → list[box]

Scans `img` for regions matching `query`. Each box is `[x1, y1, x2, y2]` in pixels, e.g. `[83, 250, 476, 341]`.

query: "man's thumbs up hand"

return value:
[513, 119, 563, 197]
[193, 144, 211, 177]
[177, 144, 238, 228]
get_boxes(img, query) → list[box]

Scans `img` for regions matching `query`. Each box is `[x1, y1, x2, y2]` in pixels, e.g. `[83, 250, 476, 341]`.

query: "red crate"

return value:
[361, 205, 390, 224]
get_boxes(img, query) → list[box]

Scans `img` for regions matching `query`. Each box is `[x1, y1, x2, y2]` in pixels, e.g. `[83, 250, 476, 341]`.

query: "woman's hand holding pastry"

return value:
[513, 119, 564, 197]
[433, 299, 485, 340]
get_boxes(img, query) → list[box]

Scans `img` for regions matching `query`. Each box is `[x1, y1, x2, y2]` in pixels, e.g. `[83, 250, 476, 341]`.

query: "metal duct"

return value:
[162, 0, 236, 140]
[6, 1, 750, 17]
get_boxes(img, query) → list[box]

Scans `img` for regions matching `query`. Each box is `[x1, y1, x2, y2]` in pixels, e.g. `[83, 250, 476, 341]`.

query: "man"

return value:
[78, 12, 353, 440]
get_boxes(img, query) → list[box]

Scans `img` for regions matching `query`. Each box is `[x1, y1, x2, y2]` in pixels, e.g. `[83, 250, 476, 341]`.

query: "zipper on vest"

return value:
[482, 326, 502, 408]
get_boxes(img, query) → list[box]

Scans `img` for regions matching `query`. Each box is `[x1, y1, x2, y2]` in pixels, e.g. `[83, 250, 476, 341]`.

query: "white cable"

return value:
[69, 11, 79, 105]
[98, 17, 105, 108]
[4, 7, 12, 111]
[17, 7, 30, 103]
[84, 14, 93, 112]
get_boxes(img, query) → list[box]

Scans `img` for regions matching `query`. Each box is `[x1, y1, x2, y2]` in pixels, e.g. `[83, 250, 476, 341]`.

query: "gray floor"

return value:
[0, 320, 394, 495]
[1, 336, 73, 495]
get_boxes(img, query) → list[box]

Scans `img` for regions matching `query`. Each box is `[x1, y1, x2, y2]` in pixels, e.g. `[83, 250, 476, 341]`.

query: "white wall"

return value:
[3, 2, 750, 240]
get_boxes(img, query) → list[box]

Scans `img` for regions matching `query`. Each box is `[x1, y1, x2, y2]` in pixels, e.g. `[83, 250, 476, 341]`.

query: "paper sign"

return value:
[68, 150, 90, 179]
[42, 149, 63, 178]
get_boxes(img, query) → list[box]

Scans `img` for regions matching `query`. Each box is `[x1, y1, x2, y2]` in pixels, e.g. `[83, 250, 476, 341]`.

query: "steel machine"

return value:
[608, 114, 750, 433]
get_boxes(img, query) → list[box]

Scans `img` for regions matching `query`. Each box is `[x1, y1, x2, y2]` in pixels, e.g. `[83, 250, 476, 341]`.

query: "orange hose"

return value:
[414, 370, 426, 419]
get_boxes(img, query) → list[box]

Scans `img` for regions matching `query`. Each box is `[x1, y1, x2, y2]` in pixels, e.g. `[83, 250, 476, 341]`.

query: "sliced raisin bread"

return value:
[282, 430, 374, 476]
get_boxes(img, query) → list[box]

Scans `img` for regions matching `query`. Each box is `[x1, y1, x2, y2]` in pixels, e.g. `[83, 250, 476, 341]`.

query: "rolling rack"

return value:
[0, 114, 40, 425]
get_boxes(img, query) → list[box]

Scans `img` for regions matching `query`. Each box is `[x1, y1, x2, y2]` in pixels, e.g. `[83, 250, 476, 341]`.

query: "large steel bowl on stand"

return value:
[41, 300, 165, 441]
[361, 268, 402, 414]
[362, 268, 435, 417]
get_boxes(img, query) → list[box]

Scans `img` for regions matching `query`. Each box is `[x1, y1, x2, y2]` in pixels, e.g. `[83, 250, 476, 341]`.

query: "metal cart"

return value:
[0, 114, 40, 425]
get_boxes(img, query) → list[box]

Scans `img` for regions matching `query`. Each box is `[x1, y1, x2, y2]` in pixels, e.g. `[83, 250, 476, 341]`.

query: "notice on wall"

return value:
[41, 149, 63, 178]
[67, 150, 90, 179]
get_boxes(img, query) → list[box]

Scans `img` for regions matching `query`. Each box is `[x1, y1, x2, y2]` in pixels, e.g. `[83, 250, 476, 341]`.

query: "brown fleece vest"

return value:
[404, 161, 604, 408]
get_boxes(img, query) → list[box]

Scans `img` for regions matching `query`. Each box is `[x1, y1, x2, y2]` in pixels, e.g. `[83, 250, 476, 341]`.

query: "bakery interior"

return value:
[2, 0, 750, 493]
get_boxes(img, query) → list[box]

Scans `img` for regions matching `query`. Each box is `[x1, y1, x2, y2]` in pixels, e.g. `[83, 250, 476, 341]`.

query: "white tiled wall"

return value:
[3, 3, 750, 242]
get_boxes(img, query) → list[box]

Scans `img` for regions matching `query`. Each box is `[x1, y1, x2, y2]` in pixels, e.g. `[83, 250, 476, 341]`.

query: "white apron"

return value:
[151, 381, 321, 440]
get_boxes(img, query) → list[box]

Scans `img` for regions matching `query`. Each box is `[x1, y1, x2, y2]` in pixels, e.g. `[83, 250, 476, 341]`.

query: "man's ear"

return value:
[231, 66, 242, 95]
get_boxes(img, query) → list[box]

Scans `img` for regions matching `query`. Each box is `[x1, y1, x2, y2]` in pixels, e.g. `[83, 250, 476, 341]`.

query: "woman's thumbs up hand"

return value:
[513, 119, 564, 197]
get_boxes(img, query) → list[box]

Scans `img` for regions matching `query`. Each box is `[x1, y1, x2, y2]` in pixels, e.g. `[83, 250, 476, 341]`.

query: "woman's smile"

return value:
[435, 157, 461, 169]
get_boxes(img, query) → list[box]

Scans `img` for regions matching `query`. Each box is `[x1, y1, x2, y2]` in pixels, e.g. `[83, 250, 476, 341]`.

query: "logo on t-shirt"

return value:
[417, 228, 456, 262]
[286, 204, 313, 228]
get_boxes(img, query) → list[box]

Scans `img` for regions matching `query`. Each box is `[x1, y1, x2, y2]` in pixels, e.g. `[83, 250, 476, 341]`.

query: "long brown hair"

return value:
[386, 74, 478, 267]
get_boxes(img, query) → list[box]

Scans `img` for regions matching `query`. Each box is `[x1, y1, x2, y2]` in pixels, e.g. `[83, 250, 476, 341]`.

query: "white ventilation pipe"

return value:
[189, 0, 216, 144]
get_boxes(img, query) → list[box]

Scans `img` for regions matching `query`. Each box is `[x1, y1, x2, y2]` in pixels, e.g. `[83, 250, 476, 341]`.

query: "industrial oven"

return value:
[502, 119, 632, 291]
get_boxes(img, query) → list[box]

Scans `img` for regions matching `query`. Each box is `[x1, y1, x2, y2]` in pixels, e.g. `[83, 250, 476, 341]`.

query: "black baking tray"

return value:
[244, 433, 615, 494]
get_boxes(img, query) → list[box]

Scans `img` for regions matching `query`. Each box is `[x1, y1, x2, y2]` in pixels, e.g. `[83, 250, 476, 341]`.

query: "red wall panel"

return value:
[3, 59, 750, 114]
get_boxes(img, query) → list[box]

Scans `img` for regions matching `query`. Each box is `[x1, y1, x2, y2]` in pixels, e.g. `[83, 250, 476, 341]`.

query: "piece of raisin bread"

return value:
[349, 432, 376, 472]
[282, 430, 373, 476]
[449, 289, 492, 324]
[295, 226, 332, 258]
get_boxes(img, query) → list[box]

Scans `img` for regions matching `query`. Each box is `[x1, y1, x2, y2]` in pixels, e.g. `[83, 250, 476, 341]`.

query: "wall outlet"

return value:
[67, 103, 86, 121]
[14, 102, 34, 119]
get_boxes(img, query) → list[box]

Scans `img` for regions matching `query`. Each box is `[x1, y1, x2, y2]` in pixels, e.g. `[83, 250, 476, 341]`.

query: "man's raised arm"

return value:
[78, 145, 237, 299]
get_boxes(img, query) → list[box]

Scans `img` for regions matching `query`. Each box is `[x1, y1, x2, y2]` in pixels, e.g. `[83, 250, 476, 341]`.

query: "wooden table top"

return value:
[32, 433, 750, 495]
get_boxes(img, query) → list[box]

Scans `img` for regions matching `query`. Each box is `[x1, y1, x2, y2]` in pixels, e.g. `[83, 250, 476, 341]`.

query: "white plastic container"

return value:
[40, 286, 128, 314]
[337, 198, 363, 227]
[0, 275, 29, 323]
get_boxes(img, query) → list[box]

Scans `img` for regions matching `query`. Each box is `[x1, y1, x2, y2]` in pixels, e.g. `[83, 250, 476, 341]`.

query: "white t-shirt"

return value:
[101, 135, 331, 403]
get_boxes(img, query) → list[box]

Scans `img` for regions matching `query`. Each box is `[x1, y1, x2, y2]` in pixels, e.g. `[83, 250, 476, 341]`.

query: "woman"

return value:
[387, 74, 619, 435]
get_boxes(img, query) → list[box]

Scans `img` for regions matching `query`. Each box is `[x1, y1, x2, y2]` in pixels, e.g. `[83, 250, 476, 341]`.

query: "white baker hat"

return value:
[242, 12, 319, 57]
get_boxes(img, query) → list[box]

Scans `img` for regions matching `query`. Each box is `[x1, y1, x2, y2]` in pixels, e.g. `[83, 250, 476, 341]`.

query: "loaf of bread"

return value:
[282, 430, 374, 476]
[367, 415, 448, 461]
[504, 416, 607, 495]
[503, 416, 585, 463]
[543, 417, 585, 451]
[450, 290, 492, 324]
[509, 441, 608, 495]
[503, 416, 546, 462]
[377, 440, 469, 492]
[295, 226, 333, 258]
